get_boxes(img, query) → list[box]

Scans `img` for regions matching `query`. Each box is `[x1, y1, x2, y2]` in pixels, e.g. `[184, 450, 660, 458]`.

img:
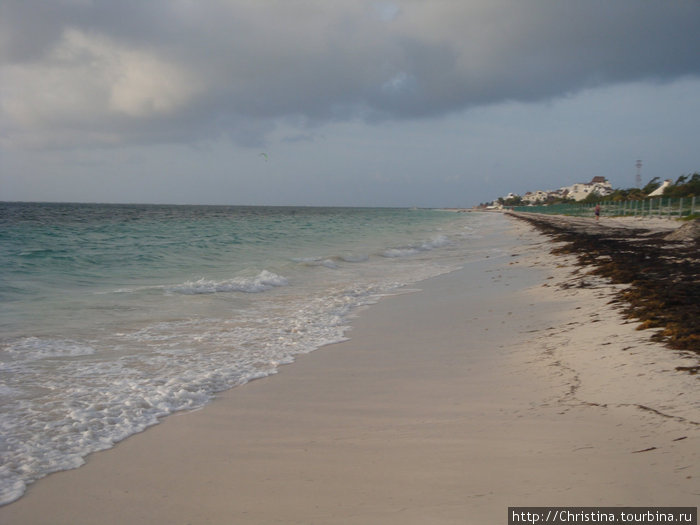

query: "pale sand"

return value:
[507, 210, 685, 235]
[1, 215, 698, 524]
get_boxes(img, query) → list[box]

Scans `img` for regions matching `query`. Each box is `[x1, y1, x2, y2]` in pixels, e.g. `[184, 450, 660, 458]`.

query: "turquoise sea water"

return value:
[0, 202, 504, 505]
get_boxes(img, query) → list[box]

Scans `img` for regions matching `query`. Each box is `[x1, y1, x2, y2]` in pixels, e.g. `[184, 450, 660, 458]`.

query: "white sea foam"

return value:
[294, 257, 339, 269]
[168, 270, 288, 295]
[320, 259, 339, 268]
[3, 337, 97, 362]
[422, 234, 451, 249]
[0, 281, 393, 506]
[382, 234, 451, 258]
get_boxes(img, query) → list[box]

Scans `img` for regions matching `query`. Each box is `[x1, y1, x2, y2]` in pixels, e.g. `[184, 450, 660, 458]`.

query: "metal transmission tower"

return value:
[636, 160, 642, 188]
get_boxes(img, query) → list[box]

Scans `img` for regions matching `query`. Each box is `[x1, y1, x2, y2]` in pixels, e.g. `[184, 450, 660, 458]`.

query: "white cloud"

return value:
[107, 45, 199, 117]
[1, 28, 200, 146]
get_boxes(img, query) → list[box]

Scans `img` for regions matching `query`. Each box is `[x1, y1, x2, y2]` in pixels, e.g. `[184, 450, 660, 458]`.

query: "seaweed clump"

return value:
[510, 213, 700, 355]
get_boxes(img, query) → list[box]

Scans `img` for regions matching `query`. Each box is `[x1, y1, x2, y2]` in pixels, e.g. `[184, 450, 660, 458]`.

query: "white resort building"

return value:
[561, 176, 613, 201]
[500, 176, 613, 206]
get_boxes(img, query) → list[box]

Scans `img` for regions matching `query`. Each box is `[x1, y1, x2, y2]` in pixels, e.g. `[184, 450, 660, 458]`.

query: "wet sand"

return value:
[1, 214, 698, 524]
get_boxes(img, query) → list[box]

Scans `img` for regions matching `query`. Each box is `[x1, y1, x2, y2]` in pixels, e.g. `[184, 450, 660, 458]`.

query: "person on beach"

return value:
[595, 204, 601, 221]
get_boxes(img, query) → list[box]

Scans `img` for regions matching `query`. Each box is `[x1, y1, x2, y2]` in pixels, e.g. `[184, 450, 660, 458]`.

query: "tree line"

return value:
[585, 172, 699, 204]
[493, 172, 699, 208]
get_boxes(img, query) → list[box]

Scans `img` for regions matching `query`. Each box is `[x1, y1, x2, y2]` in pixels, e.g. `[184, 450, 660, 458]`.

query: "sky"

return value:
[1, 1, 699, 208]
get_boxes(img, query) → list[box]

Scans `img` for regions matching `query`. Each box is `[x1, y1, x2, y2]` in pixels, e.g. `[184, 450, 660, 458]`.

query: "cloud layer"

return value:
[2, 0, 699, 148]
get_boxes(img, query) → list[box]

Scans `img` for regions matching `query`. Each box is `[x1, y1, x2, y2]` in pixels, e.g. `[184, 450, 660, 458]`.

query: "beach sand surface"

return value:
[1, 216, 697, 524]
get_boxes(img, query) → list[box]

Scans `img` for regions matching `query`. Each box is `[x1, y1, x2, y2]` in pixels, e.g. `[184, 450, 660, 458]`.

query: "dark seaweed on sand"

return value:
[509, 213, 700, 371]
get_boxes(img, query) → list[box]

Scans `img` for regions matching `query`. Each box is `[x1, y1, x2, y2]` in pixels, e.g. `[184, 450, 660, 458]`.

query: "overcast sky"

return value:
[1, 0, 699, 207]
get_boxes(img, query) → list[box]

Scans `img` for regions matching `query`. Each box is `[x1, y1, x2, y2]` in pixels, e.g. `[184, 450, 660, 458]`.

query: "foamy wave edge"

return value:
[381, 234, 451, 258]
[168, 270, 288, 295]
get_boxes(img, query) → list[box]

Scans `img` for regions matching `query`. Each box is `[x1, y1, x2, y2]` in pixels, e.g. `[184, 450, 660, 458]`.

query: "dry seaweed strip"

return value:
[508, 213, 700, 358]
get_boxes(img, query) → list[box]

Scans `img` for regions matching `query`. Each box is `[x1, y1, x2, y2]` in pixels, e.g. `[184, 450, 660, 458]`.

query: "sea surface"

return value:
[0, 202, 507, 505]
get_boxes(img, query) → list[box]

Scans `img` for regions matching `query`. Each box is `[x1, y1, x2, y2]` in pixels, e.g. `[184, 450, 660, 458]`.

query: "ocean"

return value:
[0, 202, 507, 505]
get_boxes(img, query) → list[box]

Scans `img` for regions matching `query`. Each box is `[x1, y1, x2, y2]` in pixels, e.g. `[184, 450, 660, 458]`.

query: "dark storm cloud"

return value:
[2, 0, 699, 147]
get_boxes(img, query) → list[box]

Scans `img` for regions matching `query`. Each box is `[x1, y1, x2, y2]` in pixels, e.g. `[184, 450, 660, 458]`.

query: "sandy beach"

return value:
[1, 213, 698, 524]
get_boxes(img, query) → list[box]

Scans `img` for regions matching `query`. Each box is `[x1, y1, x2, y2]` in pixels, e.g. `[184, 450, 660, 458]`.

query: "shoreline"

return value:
[1, 213, 698, 524]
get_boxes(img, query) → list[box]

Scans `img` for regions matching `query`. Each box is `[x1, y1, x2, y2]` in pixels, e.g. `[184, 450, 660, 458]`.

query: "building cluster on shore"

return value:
[498, 176, 613, 207]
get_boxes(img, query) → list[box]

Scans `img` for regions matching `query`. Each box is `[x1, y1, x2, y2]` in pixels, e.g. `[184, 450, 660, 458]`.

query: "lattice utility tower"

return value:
[636, 160, 642, 188]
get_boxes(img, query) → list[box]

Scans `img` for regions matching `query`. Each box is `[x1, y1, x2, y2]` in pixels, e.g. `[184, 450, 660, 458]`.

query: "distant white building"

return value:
[496, 176, 613, 207]
[522, 190, 550, 204]
[648, 179, 673, 197]
[561, 176, 612, 201]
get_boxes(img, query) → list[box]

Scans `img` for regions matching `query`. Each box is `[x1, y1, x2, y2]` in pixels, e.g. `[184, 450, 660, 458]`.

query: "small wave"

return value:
[421, 234, 451, 249]
[339, 253, 369, 263]
[168, 270, 288, 295]
[3, 337, 97, 362]
[319, 260, 339, 269]
[296, 253, 368, 265]
[382, 234, 452, 258]
[294, 257, 339, 269]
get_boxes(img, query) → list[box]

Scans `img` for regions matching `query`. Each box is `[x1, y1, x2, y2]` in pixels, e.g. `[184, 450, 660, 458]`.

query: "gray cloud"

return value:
[2, 0, 699, 148]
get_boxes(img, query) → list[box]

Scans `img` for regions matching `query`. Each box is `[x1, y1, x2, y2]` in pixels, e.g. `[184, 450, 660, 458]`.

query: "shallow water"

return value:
[0, 203, 509, 504]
